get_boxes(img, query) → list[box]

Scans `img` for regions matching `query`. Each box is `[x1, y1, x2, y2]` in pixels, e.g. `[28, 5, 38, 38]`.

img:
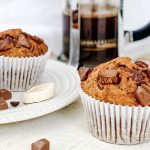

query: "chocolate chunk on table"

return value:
[0, 102, 8, 110]
[0, 89, 12, 100]
[10, 101, 20, 107]
[32, 139, 50, 150]
[0, 97, 5, 103]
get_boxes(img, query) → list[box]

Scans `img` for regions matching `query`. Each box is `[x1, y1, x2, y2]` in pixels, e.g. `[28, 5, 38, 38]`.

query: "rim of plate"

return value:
[0, 60, 79, 124]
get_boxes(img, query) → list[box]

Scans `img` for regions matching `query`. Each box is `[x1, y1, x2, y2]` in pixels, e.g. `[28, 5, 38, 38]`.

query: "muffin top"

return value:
[79, 57, 150, 106]
[0, 29, 48, 57]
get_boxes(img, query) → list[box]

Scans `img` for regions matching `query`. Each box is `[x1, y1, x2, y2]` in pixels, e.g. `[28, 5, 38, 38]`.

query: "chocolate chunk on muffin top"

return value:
[79, 57, 150, 106]
[0, 29, 48, 57]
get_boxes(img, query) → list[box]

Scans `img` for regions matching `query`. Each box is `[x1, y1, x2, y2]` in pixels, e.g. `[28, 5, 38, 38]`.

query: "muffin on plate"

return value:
[0, 29, 49, 91]
[79, 57, 150, 144]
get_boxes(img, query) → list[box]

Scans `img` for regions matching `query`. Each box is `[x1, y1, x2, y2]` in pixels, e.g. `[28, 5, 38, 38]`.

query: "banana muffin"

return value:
[79, 57, 150, 106]
[0, 29, 48, 57]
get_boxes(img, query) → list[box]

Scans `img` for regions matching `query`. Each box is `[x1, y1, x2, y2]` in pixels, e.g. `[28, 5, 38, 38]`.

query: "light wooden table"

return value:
[0, 98, 149, 150]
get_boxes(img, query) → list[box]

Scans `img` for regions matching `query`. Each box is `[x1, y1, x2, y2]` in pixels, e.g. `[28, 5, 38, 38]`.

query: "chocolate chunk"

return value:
[102, 69, 118, 77]
[97, 83, 104, 90]
[32, 36, 44, 44]
[10, 101, 20, 107]
[135, 86, 150, 106]
[0, 36, 14, 51]
[22, 32, 44, 44]
[146, 69, 150, 78]
[130, 70, 144, 84]
[18, 34, 31, 48]
[98, 76, 118, 84]
[0, 89, 12, 100]
[98, 69, 119, 84]
[137, 80, 146, 86]
[0, 102, 8, 110]
[0, 97, 5, 103]
[15, 42, 21, 48]
[141, 84, 150, 93]
[134, 61, 149, 68]
[78, 66, 93, 81]
[32, 139, 50, 150]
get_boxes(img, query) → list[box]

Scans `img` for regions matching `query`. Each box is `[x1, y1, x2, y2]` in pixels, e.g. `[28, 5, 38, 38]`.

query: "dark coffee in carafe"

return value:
[79, 5, 118, 67]
[62, 11, 71, 59]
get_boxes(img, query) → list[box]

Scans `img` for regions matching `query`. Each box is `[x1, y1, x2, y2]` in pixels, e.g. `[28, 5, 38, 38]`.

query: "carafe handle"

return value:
[124, 23, 150, 43]
[121, 0, 150, 43]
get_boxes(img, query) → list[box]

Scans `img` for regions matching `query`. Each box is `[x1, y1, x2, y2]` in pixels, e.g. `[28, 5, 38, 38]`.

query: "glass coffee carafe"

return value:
[62, 0, 150, 67]
[79, 0, 119, 67]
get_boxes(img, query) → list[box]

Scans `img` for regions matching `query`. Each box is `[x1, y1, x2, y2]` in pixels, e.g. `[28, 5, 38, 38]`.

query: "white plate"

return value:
[0, 60, 79, 124]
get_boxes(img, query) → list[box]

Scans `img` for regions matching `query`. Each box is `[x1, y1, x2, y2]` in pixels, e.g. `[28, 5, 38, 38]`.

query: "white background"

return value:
[0, 0, 149, 56]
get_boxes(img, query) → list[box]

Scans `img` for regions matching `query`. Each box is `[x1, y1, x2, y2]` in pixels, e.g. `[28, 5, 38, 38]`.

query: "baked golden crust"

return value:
[0, 29, 48, 57]
[80, 57, 150, 106]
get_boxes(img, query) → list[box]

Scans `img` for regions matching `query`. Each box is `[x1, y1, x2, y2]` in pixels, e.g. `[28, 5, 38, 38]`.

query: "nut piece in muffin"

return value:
[0, 29, 48, 57]
[79, 57, 150, 106]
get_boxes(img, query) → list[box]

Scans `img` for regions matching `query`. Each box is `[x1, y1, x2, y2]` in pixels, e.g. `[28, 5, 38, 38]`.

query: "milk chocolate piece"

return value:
[102, 69, 118, 77]
[147, 69, 150, 78]
[0, 97, 5, 103]
[0, 102, 8, 110]
[0, 36, 14, 51]
[135, 86, 150, 106]
[10, 101, 20, 107]
[98, 69, 119, 84]
[0, 89, 12, 100]
[78, 66, 93, 81]
[130, 70, 144, 84]
[98, 76, 119, 84]
[134, 61, 149, 68]
[97, 83, 104, 90]
[32, 139, 50, 150]
[141, 84, 150, 93]
[18, 34, 31, 48]
[32, 36, 44, 44]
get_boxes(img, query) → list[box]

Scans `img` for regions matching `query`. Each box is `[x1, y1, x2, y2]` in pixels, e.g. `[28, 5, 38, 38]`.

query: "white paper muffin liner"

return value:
[0, 51, 49, 91]
[80, 88, 150, 144]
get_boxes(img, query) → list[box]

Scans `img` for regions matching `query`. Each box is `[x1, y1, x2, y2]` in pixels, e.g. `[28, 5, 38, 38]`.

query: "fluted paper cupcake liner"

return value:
[80, 88, 150, 144]
[0, 52, 49, 91]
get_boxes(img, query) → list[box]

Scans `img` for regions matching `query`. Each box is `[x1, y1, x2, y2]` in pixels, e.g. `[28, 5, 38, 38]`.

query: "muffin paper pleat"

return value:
[0, 52, 49, 91]
[80, 89, 150, 144]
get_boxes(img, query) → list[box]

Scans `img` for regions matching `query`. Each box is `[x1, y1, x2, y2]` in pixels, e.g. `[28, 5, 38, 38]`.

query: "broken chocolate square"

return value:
[18, 34, 31, 48]
[0, 102, 8, 110]
[10, 101, 20, 107]
[130, 70, 144, 84]
[32, 139, 50, 150]
[135, 86, 150, 106]
[0, 89, 12, 100]
[98, 69, 119, 84]
[0, 97, 5, 103]
[78, 66, 93, 81]
[134, 61, 149, 68]
[0, 36, 14, 51]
